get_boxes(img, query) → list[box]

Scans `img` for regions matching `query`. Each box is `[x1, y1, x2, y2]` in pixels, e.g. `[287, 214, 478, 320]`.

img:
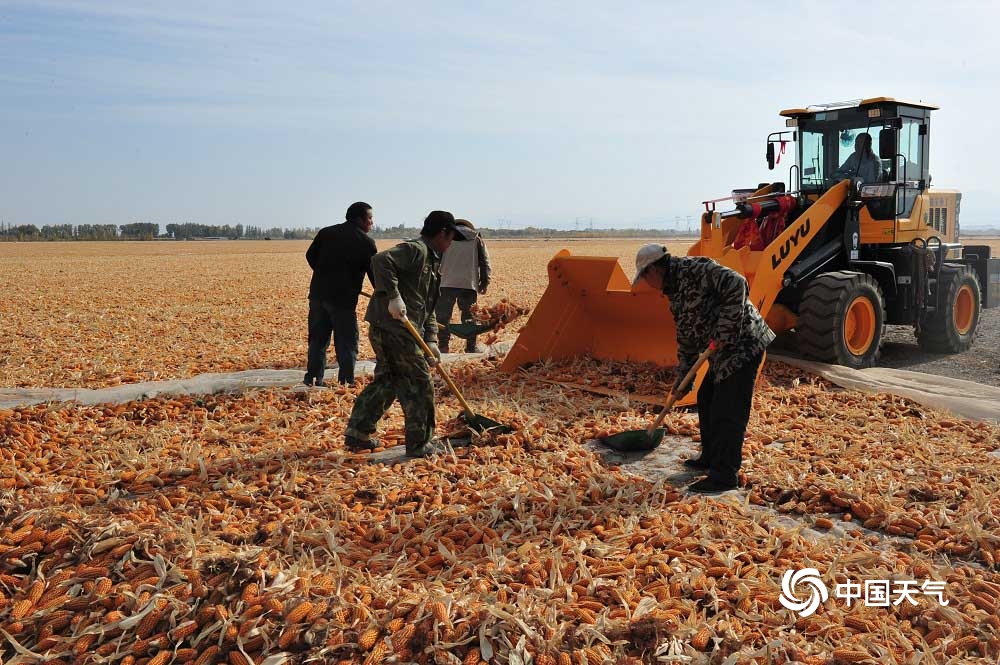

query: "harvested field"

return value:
[0, 239, 691, 390]
[3, 238, 998, 389]
[3, 238, 1000, 664]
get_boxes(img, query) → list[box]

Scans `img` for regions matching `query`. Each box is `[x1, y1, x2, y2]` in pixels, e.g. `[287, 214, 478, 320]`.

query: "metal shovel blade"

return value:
[462, 412, 514, 434]
[596, 427, 666, 452]
[448, 321, 496, 340]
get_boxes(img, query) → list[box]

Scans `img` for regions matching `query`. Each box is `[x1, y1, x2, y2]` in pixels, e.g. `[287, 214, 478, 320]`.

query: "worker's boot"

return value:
[465, 336, 486, 354]
[304, 374, 325, 388]
[406, 439, 451, 458]
[344, 434, 377, 452]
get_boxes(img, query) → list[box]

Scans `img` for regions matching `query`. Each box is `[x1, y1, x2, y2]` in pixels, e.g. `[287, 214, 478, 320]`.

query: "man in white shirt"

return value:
[436, 219, 492, 353]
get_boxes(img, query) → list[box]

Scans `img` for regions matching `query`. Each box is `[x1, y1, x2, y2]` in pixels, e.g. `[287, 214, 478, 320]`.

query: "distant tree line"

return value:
[0, 222, 160, 241]
[165, 223, 245, 239]
[370, 224, 684, 239]
[163, 224, 319, 240]
[0, 221, 320, 241]
[1, 220, 684, 242]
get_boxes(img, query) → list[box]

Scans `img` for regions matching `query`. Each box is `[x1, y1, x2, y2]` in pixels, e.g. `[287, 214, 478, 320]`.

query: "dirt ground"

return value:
[879, 307, 1000, 388]
[775, 307, 1000, 388]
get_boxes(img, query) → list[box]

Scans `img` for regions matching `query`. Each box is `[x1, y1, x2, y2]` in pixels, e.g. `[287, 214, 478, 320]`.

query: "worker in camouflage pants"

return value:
[346, 326, 435, 452]
[344, 210, 466, 457]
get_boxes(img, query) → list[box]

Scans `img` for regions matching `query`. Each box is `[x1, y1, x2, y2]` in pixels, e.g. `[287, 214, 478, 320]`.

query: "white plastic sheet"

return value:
[770, 354, 1000, 423]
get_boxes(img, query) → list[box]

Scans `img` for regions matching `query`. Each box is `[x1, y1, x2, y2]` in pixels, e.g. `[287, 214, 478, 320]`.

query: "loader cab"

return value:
[774, 98, 934, 221]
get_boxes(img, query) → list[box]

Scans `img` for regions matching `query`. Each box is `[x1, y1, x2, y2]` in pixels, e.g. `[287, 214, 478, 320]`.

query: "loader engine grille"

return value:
[929, 206, 948, 234]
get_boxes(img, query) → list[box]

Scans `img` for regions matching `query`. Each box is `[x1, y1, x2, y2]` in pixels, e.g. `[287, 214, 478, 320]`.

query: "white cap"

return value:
[632, 244, 669, 287]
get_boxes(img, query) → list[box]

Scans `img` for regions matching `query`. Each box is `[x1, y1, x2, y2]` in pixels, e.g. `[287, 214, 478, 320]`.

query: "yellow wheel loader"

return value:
[502, 97, 1000, 399]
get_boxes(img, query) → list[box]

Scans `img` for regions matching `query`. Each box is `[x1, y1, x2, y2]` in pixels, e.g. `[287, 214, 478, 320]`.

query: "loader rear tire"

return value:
[916, 265, 981, 353]
[796, 271, 885, 369]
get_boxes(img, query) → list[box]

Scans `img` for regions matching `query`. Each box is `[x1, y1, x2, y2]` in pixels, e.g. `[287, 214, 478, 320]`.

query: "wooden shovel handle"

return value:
[647, 342, 717, 435]
[399, 317, 477, 419]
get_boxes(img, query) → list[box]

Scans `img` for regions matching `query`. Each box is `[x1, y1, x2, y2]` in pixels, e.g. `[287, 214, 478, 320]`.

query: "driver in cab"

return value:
[833, 132, 882, 184]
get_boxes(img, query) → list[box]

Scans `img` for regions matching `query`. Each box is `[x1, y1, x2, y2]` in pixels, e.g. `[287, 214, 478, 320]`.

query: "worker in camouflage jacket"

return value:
[633, 244, 775, 494]
[344, 211, 467, 457]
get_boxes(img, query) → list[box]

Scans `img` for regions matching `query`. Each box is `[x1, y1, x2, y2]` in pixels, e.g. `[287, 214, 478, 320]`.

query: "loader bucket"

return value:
[501, 250, 702, 407]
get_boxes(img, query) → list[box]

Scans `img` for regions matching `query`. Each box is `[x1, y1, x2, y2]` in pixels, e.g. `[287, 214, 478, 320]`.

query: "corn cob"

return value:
[170, 619, 199, 641]
[844, 616, 875, 632]
[10, 598, 33, 619]
[241, 582, 259, 604]
[228, 651, 253, 665]
[362, 640, 388, 665]
[431, 601, 449, 624]
[945, 635, 979, 656]
[193, 645, 220, 665]
[147, 651, 170, 665]
[691, 626, 712, 651]
[359, 627, 380, 650]
[832, 647, 871, 663]
[277, 626, 298, 649]
[285, 600, 313, 623]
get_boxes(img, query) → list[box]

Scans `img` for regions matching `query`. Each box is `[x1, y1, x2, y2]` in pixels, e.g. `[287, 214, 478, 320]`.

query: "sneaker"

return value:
[345, 435, 377, 452]
[465, 344, 487, 354]
[304, 376, 325, 388]
[688, 477, 738, 494]
[682, 457, 710, 471]
[405, 439, 451, 458]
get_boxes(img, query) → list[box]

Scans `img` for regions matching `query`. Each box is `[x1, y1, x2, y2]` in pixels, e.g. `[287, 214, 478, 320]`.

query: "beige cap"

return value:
[632, 244, 669, 287]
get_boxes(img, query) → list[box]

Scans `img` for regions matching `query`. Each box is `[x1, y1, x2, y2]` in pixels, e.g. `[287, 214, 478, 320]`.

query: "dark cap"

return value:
[420, 210, 468, 240]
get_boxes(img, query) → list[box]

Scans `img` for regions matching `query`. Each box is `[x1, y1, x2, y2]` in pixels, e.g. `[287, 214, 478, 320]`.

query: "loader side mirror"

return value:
[878, 129, 896, 160]
[878, 117, 902, 160]
[766, 142, 775, 170]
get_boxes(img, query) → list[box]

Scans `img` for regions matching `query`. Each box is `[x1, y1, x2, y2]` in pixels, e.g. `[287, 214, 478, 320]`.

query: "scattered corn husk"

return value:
[2, 356, 1000, 663]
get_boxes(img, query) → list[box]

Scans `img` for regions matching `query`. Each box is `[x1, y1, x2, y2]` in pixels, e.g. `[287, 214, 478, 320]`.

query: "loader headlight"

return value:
[860, 184, 896, 199]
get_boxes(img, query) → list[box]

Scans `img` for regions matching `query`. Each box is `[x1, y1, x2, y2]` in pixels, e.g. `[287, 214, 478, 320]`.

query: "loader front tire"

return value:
[916, 265, 981, 353]
[797, 271, 886, 369]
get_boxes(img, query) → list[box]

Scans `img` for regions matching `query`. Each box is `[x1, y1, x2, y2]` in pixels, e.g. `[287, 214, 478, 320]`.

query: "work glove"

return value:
[426, 342, 441, 366]
[478, 279, 489, 295]
[388, 295, 407, 321]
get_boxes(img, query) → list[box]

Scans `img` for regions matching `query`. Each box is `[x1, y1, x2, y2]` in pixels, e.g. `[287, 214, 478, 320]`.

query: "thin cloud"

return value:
[1, 0, 999, 227]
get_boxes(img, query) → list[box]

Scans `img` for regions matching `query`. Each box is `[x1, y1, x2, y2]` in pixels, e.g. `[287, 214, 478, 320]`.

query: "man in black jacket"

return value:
[304, 202, 378, 386]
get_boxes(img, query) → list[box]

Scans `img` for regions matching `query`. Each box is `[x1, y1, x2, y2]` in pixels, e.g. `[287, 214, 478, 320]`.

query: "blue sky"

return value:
[2, 1, 999, 230]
